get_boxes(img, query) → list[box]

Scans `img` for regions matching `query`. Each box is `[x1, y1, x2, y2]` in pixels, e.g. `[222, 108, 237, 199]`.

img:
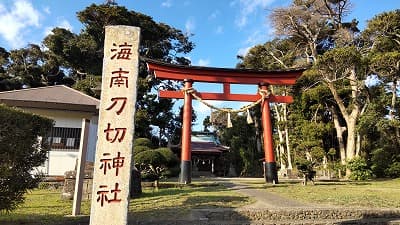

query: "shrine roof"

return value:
[0, 85, 100, 113]
[192, 142, 229, 155]
[145, 58, 307, 85]
[191, 132, 229, 155]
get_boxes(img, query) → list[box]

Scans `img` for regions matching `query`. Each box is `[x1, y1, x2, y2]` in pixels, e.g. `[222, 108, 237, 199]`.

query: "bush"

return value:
[371, 148, 391, 178]
[134, 150, 166, 167]
[0, 104, 53, 212]
[133, 146, 152, 155]
[386, 162, 400, 178]
[134, 138, 152, 148]
[155, 147, 178, 167]
[347, 157, 372, 180]
[162, 165, 180, 178]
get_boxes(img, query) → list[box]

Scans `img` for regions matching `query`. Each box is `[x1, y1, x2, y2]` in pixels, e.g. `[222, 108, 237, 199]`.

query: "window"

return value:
[48, 127, 81, 151]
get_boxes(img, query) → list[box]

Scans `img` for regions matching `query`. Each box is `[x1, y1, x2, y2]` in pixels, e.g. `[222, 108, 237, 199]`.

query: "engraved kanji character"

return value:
[110, 42, 133, 60]
[110, 68, 129, 88]
[103, 123, 126, 143]
[99, 153, 112, 175]
[96, 185, 109, 207]
[108, 183, 122, 204]
[105, 97, 127, 115]
[112, 152, 125, 176]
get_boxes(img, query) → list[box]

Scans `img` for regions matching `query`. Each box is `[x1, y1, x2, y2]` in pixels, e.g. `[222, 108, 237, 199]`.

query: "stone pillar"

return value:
[90, 26, 140, 225]
[72, 118, 90, 216]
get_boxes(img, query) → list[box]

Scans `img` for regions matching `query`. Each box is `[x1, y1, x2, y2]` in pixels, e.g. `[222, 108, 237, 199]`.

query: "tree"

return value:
[0, 104, 53, 211]
[133, 138, 178, 187]
[237, 38, 302, 174]
[268, 0, 373, 176]
[43, 3, 194, 142]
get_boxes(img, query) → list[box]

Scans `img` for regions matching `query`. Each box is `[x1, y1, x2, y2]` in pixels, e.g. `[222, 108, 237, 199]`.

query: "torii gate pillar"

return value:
[180, 79, 193, 184]
[260, 84, 278, 184]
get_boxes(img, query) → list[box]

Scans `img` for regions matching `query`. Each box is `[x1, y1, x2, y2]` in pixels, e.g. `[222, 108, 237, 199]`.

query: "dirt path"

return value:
[213, 178, 336, 210]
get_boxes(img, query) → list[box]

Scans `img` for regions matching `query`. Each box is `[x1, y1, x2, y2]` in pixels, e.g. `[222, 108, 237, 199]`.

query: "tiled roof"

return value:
[192, 141, 228, 155]
[0, 85, 100, 113]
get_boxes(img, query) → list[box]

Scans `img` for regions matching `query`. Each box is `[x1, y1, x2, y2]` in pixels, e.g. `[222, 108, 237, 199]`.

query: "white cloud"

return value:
[233, 0, 275, 28]
[244, 30, 265, 45]
[161, 0, 172, 8]
[0, 0, 41, 48]
[196, 59, 210, 67]
[208, 10, 220, 20]
[237, 46, 251, 57]
[185, 17, 195, 34]
[215, 26, 224, 34]
[43, 6, 51, 14]
[44, 18, 73, 36]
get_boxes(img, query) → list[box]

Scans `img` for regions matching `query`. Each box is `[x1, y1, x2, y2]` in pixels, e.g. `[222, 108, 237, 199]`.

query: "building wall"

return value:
[21, 108, 98, 176]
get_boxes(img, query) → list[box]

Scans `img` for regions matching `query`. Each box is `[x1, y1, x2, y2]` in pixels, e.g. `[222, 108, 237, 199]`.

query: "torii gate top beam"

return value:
[146, 58, 306, 85]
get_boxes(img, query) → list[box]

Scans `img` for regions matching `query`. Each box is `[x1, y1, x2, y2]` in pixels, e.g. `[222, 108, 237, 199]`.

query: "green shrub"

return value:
[134, 138, 152, 148]
[162, 165, 180, 178]
[371, 148, 391, 178]
[0, 104, 53, 212]
[347, 157, 372, 180]
[133, 146, 152, 155]
[386, 162, 400, 178]
[155, 147, 178, 167]
[134, 150, 166, 167]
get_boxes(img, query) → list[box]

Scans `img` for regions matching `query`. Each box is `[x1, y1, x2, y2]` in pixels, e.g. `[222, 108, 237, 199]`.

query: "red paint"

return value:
[146, 60, 304, 85]
[181, 80, 193, 161]
[159, 90, 293, 103]
[103, 123, 126, 143]
[260, 85, 275, 163]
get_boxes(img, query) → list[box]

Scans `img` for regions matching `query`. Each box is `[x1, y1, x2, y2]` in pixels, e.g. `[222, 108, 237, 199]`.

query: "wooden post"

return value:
[260, 84, 278, 184]
[90, 26, 140, 225]
[72, 118, 90, 216]
[180, 79, 192, 184]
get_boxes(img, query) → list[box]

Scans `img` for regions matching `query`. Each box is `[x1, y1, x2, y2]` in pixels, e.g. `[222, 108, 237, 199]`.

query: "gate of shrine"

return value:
[146, 59, 305, 184]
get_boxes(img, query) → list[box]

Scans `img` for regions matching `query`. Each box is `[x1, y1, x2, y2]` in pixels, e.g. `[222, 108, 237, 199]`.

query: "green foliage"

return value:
[72, 75, 101, 99]
[134, 146, 152, 155]
[219, 113, 263, 176]
[295, 158, 313, 173]
[134, 138, 153, 148]
[0, 104, 53, 212]
[133, 143, 178, 180]
[347, 157, 372, 181]
[134, 150, 165, 166]
[386, 162, 400, 178]
[371, 148, 391, 177]
[155, 147, 179, 167]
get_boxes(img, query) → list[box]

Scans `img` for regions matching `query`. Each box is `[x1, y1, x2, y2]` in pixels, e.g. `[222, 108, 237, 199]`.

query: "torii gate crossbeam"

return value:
[146, 59, 305, 184]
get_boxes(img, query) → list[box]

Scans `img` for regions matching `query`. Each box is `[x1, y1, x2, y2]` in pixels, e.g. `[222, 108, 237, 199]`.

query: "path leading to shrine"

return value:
[178, 178, 400, 225]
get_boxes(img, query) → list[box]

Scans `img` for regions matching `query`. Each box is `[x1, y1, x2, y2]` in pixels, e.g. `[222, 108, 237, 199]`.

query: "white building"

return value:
[0, 85, 99, 176]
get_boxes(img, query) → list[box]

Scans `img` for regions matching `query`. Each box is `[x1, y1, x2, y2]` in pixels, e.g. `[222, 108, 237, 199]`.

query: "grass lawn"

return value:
[0, 181, 251, 225]
[260, 178, 400, 208]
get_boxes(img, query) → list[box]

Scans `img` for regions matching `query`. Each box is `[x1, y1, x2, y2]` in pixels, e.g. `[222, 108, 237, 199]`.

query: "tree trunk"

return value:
[283, 103, 293, 169]
[390, 78, 397, 120]
[355, 132, 361, 157]
[331, 107, 346, 165]
[346, 119, 357, 161]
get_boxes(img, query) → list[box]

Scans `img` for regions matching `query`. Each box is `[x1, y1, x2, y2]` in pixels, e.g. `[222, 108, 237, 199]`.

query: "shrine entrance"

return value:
[146, 59, 305, 184]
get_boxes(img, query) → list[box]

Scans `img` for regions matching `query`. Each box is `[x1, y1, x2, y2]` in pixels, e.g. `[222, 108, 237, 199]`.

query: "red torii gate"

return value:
[146, 59, 305, 184]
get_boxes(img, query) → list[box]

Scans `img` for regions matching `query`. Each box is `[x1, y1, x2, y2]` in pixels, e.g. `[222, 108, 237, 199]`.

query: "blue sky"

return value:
[0, 0, 399, 130]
